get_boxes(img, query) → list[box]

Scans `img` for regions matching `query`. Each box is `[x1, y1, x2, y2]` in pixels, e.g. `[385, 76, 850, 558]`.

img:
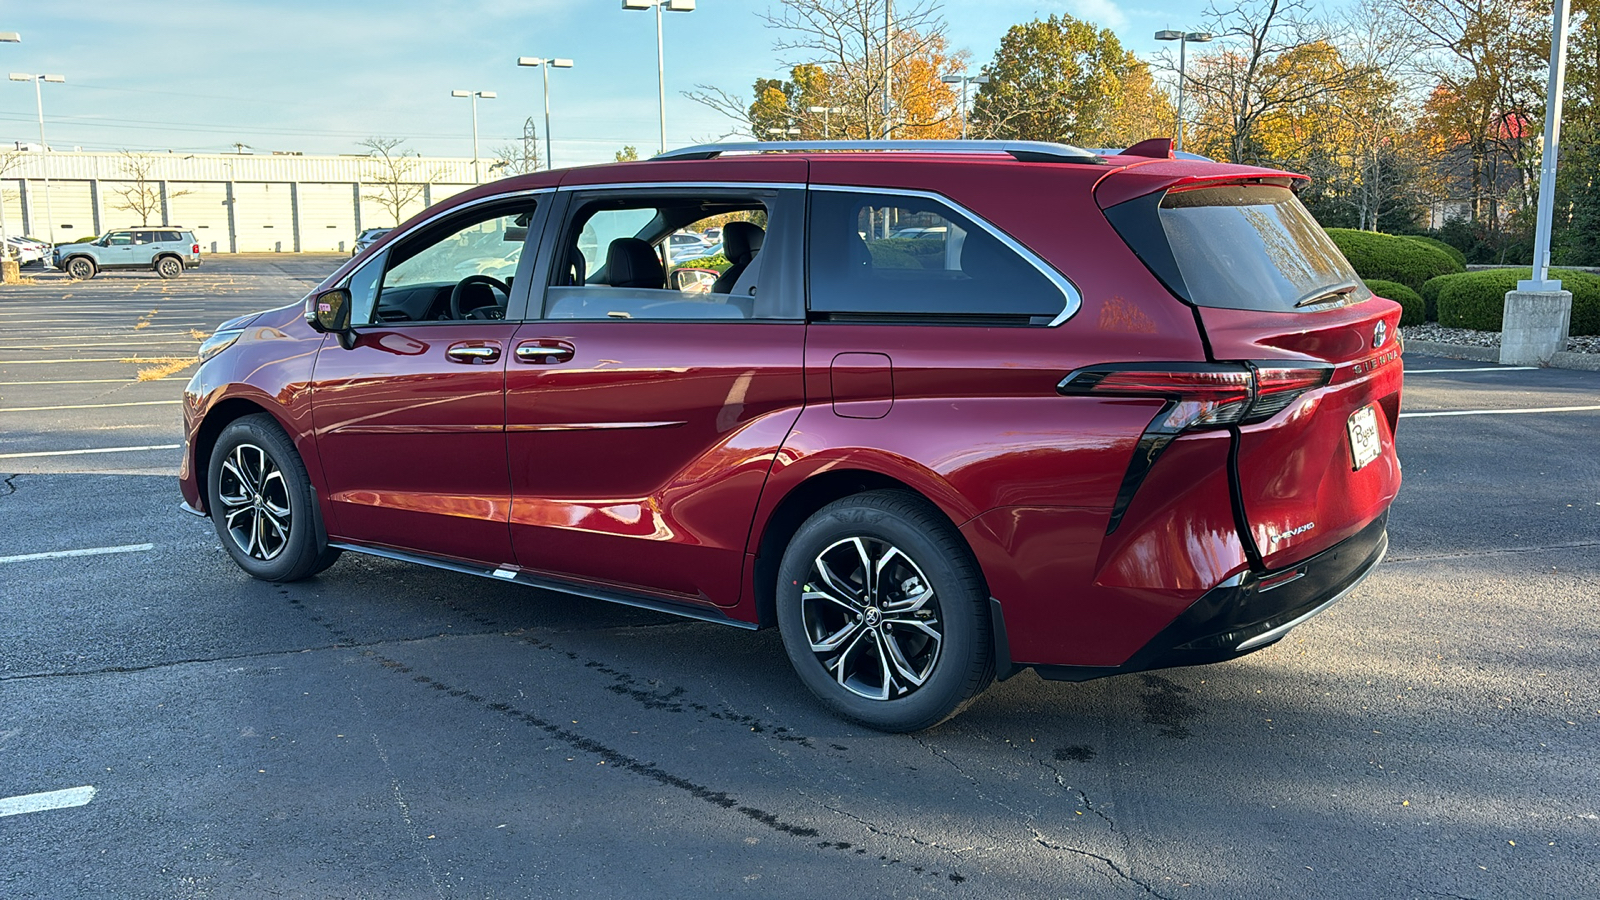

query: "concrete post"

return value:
[159, 180, 170, 226]
[18, 180, 31, 236]
[89, 179, 102, 234]
[352, 182, 362, 234]
[289, 182, 302, 252]
[225, 181, 238, 254]
[1499, 289, 1573, 365]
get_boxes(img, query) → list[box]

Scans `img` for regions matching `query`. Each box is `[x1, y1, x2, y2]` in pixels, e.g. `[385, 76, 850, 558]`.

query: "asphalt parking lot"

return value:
[2, 257, 1597, 899]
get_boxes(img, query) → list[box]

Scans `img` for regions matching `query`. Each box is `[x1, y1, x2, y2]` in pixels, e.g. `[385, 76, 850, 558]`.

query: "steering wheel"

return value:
[449, 274, 509, 320]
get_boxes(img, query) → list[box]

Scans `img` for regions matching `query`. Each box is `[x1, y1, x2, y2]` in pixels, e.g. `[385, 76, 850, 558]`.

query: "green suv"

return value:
[55, 227, 203, 280]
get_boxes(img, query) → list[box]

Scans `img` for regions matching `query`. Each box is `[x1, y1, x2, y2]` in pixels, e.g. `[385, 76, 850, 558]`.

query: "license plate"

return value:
[1348, 405, 1382, 471]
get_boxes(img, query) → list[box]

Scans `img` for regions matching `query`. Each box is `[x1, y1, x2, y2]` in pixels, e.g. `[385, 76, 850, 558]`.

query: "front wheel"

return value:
[156, 256, 183, 279]
[776, 490, 993, 732]
[65, 257, 96, 280]
[207, 414, 340, 582]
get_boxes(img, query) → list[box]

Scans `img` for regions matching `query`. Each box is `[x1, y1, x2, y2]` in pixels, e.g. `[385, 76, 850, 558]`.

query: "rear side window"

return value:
[158, 231, 182, 243]
[1108, 183, 1369, 312]
[807, 189, 1074, 324]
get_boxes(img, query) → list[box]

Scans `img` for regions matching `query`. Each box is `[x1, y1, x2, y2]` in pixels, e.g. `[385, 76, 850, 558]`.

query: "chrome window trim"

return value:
[555, 181, 803, 193]
[808, 184, 1083, 327]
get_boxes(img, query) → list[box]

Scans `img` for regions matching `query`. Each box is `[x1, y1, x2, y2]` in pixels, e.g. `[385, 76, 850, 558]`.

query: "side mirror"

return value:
[306, 287, 356, 349]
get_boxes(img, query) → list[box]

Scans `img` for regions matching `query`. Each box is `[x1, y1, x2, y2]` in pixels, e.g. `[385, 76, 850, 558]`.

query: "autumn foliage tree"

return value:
[968, 14, 1173, 146]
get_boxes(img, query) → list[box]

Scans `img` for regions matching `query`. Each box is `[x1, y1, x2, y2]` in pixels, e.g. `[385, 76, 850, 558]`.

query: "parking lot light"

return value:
[10, 72, 65, 261]
[1155, 30, 1213, 152]
[0, 33, 20, 43]
[451, 89, 497, 183]
[623, 0, 696, 154]
[940, 73, 990, 140]
[517, 57, 575, 171]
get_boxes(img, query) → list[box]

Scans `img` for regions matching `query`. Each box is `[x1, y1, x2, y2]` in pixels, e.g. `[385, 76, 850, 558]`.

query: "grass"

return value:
[120, 355, 197, 382]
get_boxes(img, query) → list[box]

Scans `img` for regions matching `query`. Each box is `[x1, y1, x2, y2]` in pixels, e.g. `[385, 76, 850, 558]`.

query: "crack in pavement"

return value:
[1, 474, 18, 500]
[1033, 831, 1177, 900]
[816, 800, 983, 857]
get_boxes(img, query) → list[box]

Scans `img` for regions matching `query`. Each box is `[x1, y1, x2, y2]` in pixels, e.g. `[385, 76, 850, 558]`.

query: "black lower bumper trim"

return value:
[1031, 511, 1389, 683]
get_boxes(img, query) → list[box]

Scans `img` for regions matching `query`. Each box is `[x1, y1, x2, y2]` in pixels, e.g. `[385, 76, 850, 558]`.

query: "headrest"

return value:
[723, 221, 765, 265]
[605, 237, 665, 289]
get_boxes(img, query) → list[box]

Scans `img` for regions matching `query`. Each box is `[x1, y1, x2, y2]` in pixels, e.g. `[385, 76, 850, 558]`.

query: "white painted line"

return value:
[1407, 366, 1539, 374]
[0, 358, 183, 365]
[1, 400, 182, 413]
[0, 786, 97, 818]
[0, 378, 186, 385]
[0, 543, 154, 565]
[1401, 404, 1600, 419]
[0, 443, 180, 459]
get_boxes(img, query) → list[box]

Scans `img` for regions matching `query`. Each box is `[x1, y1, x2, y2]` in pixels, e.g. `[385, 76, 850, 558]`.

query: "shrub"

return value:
[1418, 272, 1476, 322]
[1435, 268, 1600, 335]
[674, 253, 730, 272]
[1325, 228, 1461, 291]
[1400, 234, 1468, 270]
[1362, 279, 1424, 325]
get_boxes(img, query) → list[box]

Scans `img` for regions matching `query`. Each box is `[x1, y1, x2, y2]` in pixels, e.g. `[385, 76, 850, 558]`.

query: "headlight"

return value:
[197, 329, 244, 362]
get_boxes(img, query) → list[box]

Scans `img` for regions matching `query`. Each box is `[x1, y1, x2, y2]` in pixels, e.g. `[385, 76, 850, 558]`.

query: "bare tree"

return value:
[110, 152, 191, 227]
[0, 148, 23, 247]
[489, 117, 541, 177]
[359, 137, 438, 226]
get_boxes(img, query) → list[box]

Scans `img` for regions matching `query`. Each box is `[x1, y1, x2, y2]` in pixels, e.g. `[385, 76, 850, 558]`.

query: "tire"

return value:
[156, 256, 183, 279]
[65, 257, 96, 280]
[207, 414, 341, 582]
[776, 490, 994, 732]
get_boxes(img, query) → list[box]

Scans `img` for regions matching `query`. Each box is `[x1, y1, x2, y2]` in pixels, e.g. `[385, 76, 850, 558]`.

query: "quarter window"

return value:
[806, 189, 1072, 323]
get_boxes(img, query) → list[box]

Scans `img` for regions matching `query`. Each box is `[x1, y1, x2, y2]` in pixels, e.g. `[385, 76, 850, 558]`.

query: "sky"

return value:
[1, 1, 1229, 168]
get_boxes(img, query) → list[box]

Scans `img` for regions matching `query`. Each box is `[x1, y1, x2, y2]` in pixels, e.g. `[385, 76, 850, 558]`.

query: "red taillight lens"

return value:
[1059, 362, 1332, 429]
[192, 243, 201, 254]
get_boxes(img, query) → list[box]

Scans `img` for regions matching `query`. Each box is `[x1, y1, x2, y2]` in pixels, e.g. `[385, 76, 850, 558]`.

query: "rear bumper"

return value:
[1030, 511, 1388, 682]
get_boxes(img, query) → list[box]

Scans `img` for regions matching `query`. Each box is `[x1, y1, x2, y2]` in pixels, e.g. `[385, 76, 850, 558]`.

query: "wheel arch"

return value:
[750, 467, 987, 629]
[191, 396, 287, 514]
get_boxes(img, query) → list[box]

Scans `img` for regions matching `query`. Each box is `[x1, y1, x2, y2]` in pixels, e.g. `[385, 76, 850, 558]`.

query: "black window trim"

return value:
[336, 188, 553, 327]
[806, 184, 1083, 327]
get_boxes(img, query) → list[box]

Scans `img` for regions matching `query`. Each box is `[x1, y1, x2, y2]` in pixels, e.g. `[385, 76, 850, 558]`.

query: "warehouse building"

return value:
[0, 150, 481, 252]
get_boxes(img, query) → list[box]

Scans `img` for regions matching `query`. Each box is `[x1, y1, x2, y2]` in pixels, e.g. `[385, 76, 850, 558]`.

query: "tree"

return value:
[359, 137, 437, 227]
[687, 0, 966, 139]
[1181, 0, 1378, 166]
[614, 146, 640, 162]
[969, 14, 1173, 146]
[0, 148, 23, 246]
[110, 152, 191, 227]
[1554, 2, 1600, 263]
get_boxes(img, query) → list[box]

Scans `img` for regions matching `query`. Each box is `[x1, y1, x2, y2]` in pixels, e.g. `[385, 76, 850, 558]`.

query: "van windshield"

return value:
[1157, 184, 1369, 312]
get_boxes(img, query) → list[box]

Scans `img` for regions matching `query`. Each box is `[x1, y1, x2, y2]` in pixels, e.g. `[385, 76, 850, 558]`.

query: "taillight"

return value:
[1059, 362, 1333, 534]
[192, 243, 201, 254]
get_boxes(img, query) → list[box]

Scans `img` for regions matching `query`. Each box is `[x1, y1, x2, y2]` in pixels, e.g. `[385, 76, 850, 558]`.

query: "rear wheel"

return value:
[776, 490, 993, 732]
[65, 257, 96, 280]
[207, 414, 340, 582]
[156, 256, 183, 279]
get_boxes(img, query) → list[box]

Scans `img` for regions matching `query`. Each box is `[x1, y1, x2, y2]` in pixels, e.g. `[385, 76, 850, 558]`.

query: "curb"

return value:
[1404, 339, 1600, 371]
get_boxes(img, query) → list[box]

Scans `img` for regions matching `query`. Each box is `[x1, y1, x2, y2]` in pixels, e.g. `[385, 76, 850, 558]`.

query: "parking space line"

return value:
[1, 400, 182, 413]
[0, 378, 186, 386]
[0, 358, 171, 365]
[1406, 366, 1539, 374]
[0, 786, 97, 818]
[0, 444, 180, 459]
[1400, 404, 1600, 419]
[0, 543, 154, 565]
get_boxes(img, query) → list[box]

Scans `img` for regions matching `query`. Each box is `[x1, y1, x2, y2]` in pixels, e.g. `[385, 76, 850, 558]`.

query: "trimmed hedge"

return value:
[1362, 279, 1424, 326]
[675, 252, 730, 272]
[1325, 228, 1463, 292]
[1418, 272, 1476, 322]
[1400, 234, 1468, 270]
[1435, 268, 1600, 335]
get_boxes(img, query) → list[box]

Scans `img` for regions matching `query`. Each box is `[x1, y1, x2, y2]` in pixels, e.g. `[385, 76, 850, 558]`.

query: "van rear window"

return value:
[1106, 183, 1369, 313]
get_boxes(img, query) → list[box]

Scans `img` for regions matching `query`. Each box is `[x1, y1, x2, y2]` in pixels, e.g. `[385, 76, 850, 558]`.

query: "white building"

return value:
[0, 150, 484, 252]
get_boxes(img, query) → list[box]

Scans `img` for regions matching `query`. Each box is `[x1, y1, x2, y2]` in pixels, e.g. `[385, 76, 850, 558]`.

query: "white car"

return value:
[4, 236, 48, 266]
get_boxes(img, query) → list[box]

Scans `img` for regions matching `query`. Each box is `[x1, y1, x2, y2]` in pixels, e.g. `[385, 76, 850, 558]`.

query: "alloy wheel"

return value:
[216, 442, 292, 561]
[801, 536, 943, 701]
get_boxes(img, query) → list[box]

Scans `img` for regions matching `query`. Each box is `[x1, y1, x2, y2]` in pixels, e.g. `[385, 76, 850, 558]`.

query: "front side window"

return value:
[107, 233, 133, 246]
[544, 191, 782, 321]
[348, 201, 537, 325]
[806, 190, 1072, 323]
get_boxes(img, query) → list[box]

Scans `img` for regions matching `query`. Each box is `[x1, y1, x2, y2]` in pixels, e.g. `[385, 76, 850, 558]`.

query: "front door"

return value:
[310, 194, 546, 565]
[504, 179, 808, 608]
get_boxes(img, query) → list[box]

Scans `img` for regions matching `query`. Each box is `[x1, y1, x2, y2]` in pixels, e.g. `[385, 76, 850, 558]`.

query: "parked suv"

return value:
[56, 227, 202, 279]
[179, 140, 1403, 732]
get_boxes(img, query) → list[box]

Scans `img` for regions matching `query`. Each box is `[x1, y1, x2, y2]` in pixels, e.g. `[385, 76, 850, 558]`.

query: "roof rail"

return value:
[652, 140, 1105, 164]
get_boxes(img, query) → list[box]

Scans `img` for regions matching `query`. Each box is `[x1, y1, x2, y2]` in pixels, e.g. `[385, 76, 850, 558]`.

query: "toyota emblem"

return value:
[1373, 320, 1388, 348]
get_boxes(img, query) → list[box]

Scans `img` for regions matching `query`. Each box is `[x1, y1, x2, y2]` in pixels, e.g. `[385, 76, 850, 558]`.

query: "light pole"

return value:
[1154, 30, 1212, 152]
[451, 89, 497, 183]
[516, 57, 573, 171]
[10, 72, 64, 262]
[939, 73, 989, 140]
[0, 34, 19, 258]
[623, 0, 695, 155]
[806, 105, 843, 139]
[766, 126, 801, 139]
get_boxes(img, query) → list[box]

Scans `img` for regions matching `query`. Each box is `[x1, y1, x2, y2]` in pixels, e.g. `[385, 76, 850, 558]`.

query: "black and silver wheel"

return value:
[207, 414, 340, 582]
[156, 256, 183, 279]
[65, 257, 96, 280]
[776, 490, 993, 732]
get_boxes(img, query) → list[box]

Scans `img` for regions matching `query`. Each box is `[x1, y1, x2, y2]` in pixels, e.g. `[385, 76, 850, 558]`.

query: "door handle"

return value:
[446, 344, 501, 363]
[515, 342, 575, 364]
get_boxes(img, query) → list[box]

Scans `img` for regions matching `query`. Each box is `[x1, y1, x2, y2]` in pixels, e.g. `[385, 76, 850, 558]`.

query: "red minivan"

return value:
[180, 140, 1402, 732]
